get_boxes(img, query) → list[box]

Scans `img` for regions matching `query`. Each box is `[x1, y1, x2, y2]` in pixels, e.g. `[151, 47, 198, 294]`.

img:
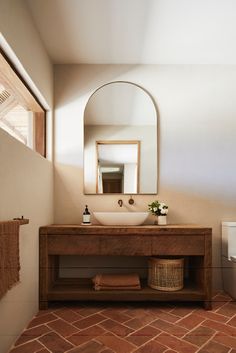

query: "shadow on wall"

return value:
[54, 65, 144, 109]
[54, 162, 236, 290]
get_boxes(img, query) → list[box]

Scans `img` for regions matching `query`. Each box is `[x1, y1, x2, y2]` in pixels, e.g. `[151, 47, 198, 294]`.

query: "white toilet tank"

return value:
[222, 222, 236, 299]
[222, 222, 236, 259]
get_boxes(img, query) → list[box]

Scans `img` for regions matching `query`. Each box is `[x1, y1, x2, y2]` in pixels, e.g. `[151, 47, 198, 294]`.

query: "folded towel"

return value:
[92, 273, 141, 291]
[94, 285, 141, 291]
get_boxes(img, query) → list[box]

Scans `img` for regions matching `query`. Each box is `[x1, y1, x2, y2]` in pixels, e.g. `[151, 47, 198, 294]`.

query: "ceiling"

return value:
[26, 0, 236, 64]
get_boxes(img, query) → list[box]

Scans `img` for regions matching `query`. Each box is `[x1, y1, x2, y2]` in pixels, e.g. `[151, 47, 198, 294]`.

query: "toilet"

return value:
[222, 222, 236, 299]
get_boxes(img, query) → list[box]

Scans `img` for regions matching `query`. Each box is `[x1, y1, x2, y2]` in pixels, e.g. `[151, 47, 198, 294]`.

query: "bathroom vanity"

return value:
[39, 225, 212, 310]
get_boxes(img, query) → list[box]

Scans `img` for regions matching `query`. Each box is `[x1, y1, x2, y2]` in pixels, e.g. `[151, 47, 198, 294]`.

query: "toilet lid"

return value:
[230, 256, 236, 262]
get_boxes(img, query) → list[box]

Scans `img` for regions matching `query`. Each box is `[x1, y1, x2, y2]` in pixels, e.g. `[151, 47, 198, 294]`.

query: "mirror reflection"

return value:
[84, 82, 157, 194]
[96, 141, 140, 193]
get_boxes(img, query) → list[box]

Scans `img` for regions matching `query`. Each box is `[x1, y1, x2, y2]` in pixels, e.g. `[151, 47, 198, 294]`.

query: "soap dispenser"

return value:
[83, 205, 91, 224]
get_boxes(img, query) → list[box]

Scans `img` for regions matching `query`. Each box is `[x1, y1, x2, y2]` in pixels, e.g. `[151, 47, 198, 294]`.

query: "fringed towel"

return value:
[0, 219, 28, 299]
[92, 273, 141, 291]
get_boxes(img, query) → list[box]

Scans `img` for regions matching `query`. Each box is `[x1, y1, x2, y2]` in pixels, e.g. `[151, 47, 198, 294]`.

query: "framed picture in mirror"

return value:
[96, 140, 140, 194]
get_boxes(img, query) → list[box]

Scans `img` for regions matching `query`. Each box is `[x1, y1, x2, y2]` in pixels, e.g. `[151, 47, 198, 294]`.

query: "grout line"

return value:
[193, 311, 232, 325]
[70, 316, 108, 333]
[225, 314, 236, 325]
[131, 334, 169, 352]
[194, 332, 219, 353]
[35, 339, 53, 353]
[93, 310, 135, 325]
[48, 313, 85, 332]
[153, 330, 199, 351]
[92, 335, 137, 352]
[168, 314, 235, 353]
[180, 318, 208, 340]
[120, 316, 158, 332]
[39, 329, 78, 349]
[175, 310, 198, 324]
[148, 316, 194, 338]
[95, 315, 167, 350]
[28, 317, 59, 330]
[214, 300, 231, 314]
[178, 316, 235, 352]
[9, 329, 55, 350]
[195, 331, 233, 353]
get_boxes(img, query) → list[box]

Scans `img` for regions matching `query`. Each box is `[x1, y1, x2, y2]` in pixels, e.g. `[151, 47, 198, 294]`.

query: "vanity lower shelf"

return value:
[47, 278, 205, 302]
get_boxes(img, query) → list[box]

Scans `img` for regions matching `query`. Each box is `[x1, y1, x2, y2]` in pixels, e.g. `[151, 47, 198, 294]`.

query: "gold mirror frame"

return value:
[83, 81, 158, 195]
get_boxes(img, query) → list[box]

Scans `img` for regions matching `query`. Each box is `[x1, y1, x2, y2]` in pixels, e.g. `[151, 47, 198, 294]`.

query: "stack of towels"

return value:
[92, 273, 141, 291]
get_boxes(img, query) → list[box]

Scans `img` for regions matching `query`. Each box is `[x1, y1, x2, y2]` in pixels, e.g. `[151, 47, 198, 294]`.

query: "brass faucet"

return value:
[118, 199, 123, 207]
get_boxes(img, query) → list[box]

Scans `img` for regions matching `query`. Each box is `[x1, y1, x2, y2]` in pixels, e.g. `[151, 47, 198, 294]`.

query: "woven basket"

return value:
[148, 257, 184, 291]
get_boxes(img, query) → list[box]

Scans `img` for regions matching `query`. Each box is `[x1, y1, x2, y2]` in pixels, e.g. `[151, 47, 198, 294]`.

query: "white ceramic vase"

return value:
[157, 215, 167, 225]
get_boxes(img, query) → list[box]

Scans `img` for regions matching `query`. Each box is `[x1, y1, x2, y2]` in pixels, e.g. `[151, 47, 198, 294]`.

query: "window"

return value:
[0, 51, 46, 157]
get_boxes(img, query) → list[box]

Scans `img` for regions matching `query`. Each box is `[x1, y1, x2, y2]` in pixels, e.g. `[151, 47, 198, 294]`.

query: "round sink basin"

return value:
[93, 212, 149, 226]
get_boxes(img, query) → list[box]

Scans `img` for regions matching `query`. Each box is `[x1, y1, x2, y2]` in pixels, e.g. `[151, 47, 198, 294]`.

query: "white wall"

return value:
[0, 1, 54, 352]
[54, 64, 236, 290]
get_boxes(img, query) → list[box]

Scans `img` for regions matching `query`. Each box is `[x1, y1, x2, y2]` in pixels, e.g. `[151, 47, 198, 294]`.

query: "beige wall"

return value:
[54, 64, 236, 289]
[0, 1, 54, 352]
[0, 0, 53, 108]
[0, 0, 54, 160]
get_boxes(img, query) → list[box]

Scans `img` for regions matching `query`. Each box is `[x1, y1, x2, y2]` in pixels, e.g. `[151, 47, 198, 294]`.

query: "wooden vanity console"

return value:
[39, 225, 212, 310]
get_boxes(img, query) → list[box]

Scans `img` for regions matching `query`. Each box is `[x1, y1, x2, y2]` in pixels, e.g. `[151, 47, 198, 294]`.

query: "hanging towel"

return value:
[92, 273, 141, 291]
[0, 220, 21, 299]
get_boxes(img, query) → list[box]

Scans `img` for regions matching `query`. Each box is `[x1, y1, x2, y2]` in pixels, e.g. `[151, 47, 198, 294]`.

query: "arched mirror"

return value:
[83, 81, 158, 194]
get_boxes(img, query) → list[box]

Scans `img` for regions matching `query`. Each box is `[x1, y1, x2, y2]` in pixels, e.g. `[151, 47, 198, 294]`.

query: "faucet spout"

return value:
[118, 199, 123, 207]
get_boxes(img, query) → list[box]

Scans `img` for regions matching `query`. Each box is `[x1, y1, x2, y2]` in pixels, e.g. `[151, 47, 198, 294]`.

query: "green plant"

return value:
[148, 200, 168, 216]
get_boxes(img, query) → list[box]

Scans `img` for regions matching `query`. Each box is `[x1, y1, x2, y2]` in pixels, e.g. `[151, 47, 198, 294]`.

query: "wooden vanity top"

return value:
[40, 224, 211, 235]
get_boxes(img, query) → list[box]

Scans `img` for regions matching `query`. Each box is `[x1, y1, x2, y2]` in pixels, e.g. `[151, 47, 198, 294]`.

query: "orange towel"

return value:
[92, 273, 141, 291]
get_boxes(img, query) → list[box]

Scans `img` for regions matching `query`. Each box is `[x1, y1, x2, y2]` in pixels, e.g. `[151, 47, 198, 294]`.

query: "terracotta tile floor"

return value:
[8, 292, 236, 353]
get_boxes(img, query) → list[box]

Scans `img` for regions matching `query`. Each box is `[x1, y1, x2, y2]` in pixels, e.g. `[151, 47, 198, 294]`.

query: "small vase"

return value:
[157, 215, 167, 225]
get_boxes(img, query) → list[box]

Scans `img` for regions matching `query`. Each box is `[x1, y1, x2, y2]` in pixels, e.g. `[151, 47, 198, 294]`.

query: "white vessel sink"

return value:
[93, 212, 149, 226]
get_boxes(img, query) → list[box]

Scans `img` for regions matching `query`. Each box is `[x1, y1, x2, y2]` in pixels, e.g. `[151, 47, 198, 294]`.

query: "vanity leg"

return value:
[203, 300, 212, 310]
[204, 231, 212, 310]
[39, 234, 49, 310]
[39, 300, 48, 310]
